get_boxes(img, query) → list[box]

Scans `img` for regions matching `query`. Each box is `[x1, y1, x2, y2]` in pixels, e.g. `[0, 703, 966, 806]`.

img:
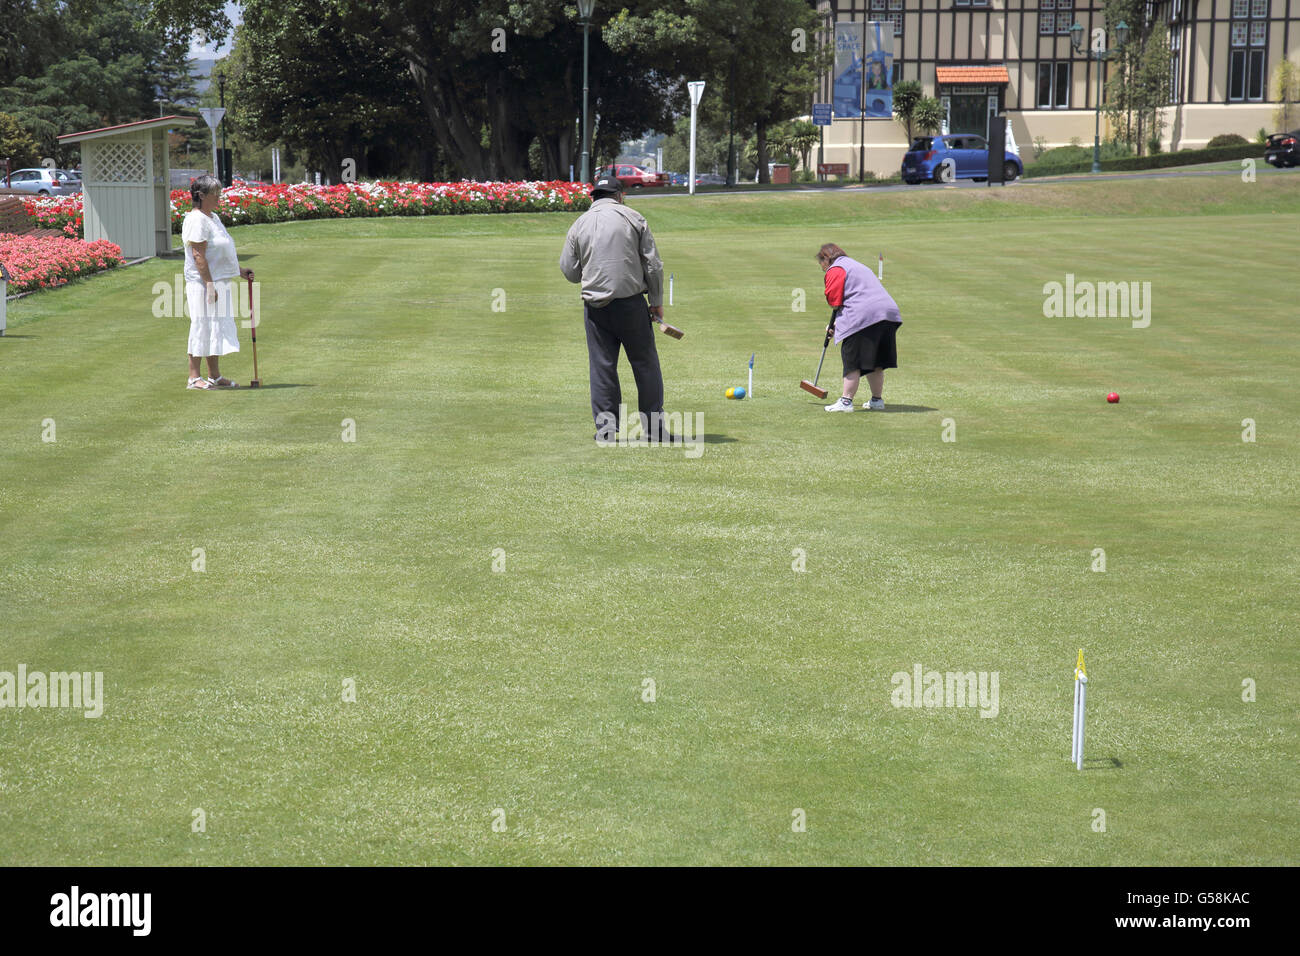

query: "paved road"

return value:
[637, 164, 1293, 199]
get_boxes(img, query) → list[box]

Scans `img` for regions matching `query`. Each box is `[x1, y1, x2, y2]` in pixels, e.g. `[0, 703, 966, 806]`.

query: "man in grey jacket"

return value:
[560, 175, 668, 442]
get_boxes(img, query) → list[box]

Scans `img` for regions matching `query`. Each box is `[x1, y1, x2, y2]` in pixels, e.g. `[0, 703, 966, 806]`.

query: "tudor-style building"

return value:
[814, 0, 1299, 175]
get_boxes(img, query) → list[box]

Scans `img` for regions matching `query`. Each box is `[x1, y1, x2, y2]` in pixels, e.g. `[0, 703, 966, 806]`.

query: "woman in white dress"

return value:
[182, 174, 255, 389]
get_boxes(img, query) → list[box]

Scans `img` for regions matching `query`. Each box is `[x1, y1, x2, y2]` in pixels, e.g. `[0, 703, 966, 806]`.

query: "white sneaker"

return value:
[825, 397, 854, 412]
[863, 397, 885, 411]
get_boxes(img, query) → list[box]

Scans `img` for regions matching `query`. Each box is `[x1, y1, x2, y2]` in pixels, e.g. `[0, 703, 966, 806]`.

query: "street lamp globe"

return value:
[1069, 21, 1084, 52]
[577, 0, 595, 21]
[1115, 20, 1129, 47]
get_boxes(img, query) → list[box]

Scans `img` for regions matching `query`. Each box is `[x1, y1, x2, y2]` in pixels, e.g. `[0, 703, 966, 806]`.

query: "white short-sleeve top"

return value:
[182, 209, 241, 284]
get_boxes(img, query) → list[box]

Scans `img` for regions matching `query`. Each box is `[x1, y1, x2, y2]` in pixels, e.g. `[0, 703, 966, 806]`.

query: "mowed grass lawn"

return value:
[1, 176, 1297, 866]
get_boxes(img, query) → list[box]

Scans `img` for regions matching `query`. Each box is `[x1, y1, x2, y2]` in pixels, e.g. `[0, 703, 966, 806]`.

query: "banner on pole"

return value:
[863, 21, 895, 119]
[832, 23, 863, 118]
[833, 22, 894, 119]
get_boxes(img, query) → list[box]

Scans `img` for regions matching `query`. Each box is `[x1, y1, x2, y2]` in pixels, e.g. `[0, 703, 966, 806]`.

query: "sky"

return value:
[187, 1, 242, 59]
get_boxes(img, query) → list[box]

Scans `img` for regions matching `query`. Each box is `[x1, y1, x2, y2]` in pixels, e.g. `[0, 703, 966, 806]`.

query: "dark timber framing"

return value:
[820, 0, 1294, 110]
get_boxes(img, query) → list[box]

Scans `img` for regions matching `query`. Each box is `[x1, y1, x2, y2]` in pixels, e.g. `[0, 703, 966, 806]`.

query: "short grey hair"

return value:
[190, 174, 221, 206]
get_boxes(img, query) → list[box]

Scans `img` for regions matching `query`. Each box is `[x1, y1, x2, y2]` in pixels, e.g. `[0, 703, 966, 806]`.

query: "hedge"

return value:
[1024, 143, 1263, 178]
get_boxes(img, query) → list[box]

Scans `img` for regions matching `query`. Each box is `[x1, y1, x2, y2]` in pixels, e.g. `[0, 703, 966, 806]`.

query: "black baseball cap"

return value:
[591, 175, 624, 197]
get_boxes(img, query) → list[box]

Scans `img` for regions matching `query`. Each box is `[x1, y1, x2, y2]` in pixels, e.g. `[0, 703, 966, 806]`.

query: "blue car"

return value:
[901, 134, 1022, 184]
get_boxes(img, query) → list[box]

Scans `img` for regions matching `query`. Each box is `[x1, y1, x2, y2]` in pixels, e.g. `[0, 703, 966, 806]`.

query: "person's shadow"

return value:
[802, 402, 937, 413]
[228, 383, 313, 390]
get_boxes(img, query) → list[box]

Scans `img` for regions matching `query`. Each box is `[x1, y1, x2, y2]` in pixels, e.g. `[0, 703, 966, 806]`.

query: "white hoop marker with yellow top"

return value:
[1071, 649, 1088, 771]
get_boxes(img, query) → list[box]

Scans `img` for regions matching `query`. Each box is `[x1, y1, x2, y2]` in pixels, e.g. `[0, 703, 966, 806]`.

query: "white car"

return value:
[5, 168, 82, 196]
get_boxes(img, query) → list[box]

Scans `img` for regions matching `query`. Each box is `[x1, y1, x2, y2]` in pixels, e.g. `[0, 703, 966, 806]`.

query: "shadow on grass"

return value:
[802, 401, 938, 413]
[602, 433, 736, 446]
[228, 383, 314, 390]
[0, 334, 36, 339]
[1083, 757, 1123, 770]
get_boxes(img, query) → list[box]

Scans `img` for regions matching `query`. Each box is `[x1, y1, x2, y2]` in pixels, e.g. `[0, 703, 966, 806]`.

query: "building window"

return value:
[1056, 11, 1073, 35]
[1038, 61, 1071, 109]
[1039, 0, 1056, 36]
[1230, 0, 1267, 101]
[869, 0, 903, 37]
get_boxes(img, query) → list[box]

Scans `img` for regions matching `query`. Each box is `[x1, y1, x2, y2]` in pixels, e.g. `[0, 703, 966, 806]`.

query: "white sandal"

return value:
[187, 377, 214, 390]
[206, 376, 238, 388]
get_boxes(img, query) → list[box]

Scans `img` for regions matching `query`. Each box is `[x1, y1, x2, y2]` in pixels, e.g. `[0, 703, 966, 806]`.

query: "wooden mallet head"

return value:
[799, 380, 829, 399]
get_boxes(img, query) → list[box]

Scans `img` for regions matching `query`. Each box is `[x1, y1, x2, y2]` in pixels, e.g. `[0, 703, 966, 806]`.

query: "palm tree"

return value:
[783, 120, 820, 173]
[915, 97, 946, 135]
[892, 80, 923, 142]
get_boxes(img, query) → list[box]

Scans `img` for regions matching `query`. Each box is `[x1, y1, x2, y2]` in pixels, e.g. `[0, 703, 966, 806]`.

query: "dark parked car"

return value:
[1264, 130, 1299, 168]
[694, 172, 727, 186]
[902, 134, 1022, 184]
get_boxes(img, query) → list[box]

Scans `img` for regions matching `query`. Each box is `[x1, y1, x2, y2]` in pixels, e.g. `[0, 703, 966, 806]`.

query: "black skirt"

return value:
[841, 321, 901, 376]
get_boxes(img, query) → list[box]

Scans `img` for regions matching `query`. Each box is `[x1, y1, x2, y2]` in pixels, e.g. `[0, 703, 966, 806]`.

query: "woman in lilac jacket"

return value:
[816, 243, 902, 412]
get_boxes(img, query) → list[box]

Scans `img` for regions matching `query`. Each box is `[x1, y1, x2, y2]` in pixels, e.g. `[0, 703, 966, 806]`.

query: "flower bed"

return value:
[0, 234, 124, 293]
[23, 180, 593, 240]
[20, 195, 83, 238]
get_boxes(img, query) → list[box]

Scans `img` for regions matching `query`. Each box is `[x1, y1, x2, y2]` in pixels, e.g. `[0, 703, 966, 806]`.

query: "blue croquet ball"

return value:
[733, 386, 746, 399]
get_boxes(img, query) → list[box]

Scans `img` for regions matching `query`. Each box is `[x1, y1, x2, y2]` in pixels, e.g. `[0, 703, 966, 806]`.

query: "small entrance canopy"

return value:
[58, 115, 197, 259]
[935, 66, 1011, 85]
[935, 67, 1010, 138]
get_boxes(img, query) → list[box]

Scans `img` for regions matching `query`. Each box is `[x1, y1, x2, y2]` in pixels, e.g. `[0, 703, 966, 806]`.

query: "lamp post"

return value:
[218, 74, 229, 186]
[727, 24, 737, 186]
[578, 0, 596, 183]
[1070, 20, 1129, 174]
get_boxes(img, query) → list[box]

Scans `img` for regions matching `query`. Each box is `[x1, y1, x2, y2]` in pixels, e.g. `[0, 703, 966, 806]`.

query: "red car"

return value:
[597, 164, 667, 189]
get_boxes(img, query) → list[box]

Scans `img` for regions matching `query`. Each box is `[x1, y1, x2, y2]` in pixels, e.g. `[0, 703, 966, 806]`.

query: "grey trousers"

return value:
[584, 293, 664, 435]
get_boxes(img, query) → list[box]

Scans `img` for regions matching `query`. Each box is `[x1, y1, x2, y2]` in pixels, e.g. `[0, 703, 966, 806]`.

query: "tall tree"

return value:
[0, 0, 65, 87]
[0, 111, 40, 167]
[221, 0, 427, 179]
[0, 0, 185, 164]
[602, 0, 826, 184]
[151, 0, 819, 181]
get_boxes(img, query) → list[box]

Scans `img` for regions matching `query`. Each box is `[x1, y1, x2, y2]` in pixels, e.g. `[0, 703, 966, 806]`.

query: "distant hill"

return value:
[191, 57, 219, 95]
